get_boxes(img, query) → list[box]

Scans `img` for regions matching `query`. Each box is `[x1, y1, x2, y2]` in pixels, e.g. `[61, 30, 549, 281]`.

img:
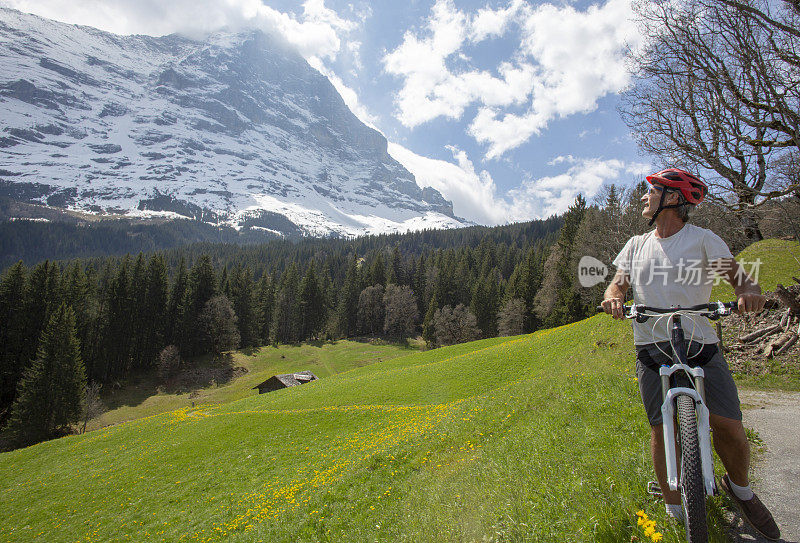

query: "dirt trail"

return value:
[726, 389, 800, 542]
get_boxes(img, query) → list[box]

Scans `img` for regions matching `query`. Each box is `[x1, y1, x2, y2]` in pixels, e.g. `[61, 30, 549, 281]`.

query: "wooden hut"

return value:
[253, 371, 318, 394]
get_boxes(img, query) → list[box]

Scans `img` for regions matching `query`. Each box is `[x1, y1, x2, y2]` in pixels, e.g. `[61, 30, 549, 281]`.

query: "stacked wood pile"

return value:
[722, 281, 800, 375]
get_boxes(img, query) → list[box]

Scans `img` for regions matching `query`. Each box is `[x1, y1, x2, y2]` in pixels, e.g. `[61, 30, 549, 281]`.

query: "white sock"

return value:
[666, 503, 684, 522]
[728, 478, 754, 501]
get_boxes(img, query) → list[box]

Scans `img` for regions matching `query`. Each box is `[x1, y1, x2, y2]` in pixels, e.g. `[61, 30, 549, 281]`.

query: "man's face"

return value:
[641, 183, 678, 218]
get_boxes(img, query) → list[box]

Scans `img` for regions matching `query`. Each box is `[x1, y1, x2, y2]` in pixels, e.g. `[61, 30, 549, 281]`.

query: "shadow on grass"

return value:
[350, 336, 422, 350]
[102, 354, 247, 409]
[306, 339, 335, 348]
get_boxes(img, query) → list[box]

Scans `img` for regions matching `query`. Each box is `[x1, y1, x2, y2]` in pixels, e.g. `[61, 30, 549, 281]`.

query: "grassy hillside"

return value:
[710, 238, 800, 300]
[90, 340, 418, 430]
[0, 319, 732, 543]
[709, 238, 800, 390]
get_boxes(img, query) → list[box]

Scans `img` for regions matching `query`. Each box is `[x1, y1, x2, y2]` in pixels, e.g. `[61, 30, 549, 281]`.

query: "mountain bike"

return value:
[601, 301, 738, 543]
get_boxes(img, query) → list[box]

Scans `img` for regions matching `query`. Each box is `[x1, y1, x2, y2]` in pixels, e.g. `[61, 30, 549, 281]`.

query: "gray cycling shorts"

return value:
[635, 341, 742, 426]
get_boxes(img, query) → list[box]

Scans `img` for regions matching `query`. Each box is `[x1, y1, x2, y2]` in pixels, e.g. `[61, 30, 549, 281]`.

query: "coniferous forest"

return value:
[0, 216, 566, 447]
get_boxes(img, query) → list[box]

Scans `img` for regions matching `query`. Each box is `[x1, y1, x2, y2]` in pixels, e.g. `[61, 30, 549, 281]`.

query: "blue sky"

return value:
[3, 0, 656, 224]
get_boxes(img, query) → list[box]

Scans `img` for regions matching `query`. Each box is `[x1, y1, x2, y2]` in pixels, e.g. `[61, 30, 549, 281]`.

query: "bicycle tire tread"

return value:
[677, 394, 708, 542]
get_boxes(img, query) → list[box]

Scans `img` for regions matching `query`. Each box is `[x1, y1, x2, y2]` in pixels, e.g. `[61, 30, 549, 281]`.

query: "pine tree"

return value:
[298, 262, 324, 340]
[22, 262, 57, 375]
[5, 304, 86, 446]
[453, 251, 474, 307]
[334, 255, 360, 338]
[318, 270, 334, 338]
[272, 264, 301, 344]
[470, 268, 500, 338]
[44, 260, 63, 313]
[413, 255, 427, 315]
[369, 252, 386, 286]
[534, 194, 587, 327]
[387, 247, 403, 285]
[436, 251, 459, 308]
[103, 256, 133, 379]
[0, 261, 28, 421]
[129, 253, 148, 371]
[142, 254, 169, 367]
[229, 265, 257, 348]
[85, 261, 113, 382]
[219, 266, 230, 298]
[166, 258, 188, 349]
[185, 255, 217, 355]
[199, 295, 240, 356]
[64, 262, 90, 353]
[256, 272, 274, 345]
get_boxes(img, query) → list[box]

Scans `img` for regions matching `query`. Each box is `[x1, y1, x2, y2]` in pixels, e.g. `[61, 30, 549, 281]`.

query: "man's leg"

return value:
[711, 413, 781, 539]
[651, 424, 681, 505]
[709, 413, 750, 486]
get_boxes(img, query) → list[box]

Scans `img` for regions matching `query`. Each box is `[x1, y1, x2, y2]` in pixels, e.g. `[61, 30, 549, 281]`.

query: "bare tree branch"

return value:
[620, 0, 800, 240]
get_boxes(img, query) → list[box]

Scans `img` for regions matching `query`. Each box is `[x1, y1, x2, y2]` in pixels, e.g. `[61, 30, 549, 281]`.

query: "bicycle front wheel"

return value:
[677, 394, 708, 542]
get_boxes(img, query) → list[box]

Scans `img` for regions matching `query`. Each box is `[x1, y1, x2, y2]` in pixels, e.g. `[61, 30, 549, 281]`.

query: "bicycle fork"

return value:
[660, 313, 716, 497]
[659, 365, 717, 497]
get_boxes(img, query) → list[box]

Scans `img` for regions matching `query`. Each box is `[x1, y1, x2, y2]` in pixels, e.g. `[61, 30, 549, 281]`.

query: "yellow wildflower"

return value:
[651, 532, 663, 542]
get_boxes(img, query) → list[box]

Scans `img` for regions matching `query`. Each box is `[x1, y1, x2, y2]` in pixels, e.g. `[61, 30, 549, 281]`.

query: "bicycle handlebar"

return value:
[596, 299, 777, 315]
[595, 301, 740, 320]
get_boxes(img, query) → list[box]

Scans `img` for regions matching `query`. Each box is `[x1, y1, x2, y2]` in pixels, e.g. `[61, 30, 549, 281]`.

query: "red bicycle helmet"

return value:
[646, 168, 707, 204]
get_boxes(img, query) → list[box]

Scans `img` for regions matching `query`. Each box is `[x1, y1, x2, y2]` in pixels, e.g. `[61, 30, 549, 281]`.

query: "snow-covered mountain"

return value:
[0, 8, 467, 237]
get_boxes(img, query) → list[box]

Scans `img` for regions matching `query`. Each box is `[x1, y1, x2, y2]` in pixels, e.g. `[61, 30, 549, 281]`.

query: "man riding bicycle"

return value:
[601, 168, 780, 540]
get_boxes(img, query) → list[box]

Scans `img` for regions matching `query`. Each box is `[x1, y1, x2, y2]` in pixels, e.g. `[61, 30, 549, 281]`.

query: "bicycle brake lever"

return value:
[629, 305, 650, 323]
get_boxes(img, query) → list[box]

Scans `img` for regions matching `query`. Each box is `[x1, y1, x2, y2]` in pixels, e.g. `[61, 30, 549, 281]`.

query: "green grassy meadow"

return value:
[710, 238, 800, 300]
[90, 340, 418, 430]
[0, 319, 730, 543]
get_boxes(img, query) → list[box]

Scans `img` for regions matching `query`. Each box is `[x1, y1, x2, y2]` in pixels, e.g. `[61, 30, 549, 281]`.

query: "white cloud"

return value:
[383, 0, 469, 126]
[383, 0, 642, 159]
[469, 0, 525, 42]
[389, 143, 647, 224]
[547, 155, 578, 167]
[510, 157, 628, 217]
[388, 142, 507, 225]
[382, 0, 535, 128]
[2, 0, 356, 61]
[579, 128, 601, 139]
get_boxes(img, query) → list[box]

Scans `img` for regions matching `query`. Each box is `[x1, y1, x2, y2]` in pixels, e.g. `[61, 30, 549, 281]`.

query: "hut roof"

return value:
[253, 371, 318, 390]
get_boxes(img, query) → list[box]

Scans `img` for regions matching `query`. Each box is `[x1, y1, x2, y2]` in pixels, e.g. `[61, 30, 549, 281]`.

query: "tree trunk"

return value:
[736, 208, 764, 242]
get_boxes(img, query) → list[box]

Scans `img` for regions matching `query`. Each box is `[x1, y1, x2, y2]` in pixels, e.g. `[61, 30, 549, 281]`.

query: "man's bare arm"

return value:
[714, 258, 766, 313]
[602, 269, 630, 319]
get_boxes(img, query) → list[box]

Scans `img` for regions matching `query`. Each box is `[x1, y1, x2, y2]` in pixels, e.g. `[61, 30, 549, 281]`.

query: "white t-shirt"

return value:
[612, 224, 734, 345]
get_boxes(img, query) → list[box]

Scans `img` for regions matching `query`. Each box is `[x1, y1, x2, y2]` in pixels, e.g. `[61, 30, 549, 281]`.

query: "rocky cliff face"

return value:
[0, 8, 465, 237]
